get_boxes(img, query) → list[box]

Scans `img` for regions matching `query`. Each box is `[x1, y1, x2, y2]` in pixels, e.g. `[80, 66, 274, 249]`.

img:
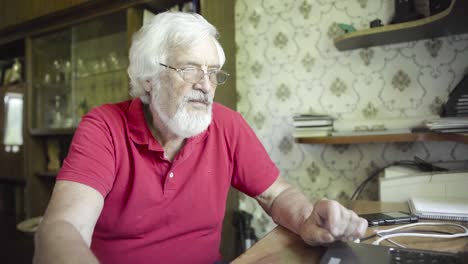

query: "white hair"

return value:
[127, 11, 226, 104]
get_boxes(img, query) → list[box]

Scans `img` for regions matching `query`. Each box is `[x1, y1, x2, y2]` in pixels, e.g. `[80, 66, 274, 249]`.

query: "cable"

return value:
[376, 222, 468, 235]
[351, 160, 417, 200]
[352, 160, 419, 200]
[351, 156, 448, 200]
[386, 238, 406, 248]
[360, 229, 456, 242]
[372, 222, 468, 246]
[413, 156, 448, 172]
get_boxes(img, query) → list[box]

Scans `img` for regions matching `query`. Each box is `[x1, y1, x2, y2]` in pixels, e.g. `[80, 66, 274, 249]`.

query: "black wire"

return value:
[413, 156, 449, 172]
[351, 169, 381, 200]
[351, 155, 452, 200]
[352, 162, 408, 200]
[351, 160, 421, 200]
[351, 156, 447, 200]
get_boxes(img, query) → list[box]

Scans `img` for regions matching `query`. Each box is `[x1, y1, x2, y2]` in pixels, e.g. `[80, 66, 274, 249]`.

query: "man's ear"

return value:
[142, 79, 152, 93]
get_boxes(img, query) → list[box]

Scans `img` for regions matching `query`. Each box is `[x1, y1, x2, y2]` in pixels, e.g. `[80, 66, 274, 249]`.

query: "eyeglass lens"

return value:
[183, 69, 228, 85]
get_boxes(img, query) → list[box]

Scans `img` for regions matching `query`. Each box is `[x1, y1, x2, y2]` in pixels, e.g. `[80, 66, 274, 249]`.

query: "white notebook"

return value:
[408, 196, 468, 221]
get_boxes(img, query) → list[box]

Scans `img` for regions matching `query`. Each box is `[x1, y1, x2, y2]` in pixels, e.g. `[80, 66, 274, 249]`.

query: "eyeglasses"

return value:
[159, 63, 229, 85]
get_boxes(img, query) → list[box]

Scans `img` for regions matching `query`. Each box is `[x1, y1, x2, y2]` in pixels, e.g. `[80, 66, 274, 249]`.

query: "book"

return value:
[293, 119, 333, 127]
[293, 113, 334, 127]
[442, 74, 468, 117]
[425, 117, 468, 130]
[293, 125, 333, 138]
[294, 126, 333, 131]
[293, 130, 331, 138]
[331, 128, 411, 137]
[293, 113, 334, 119]
[333, 116, 437, 132]
[433, 128, 468, 133]
[408, 196, 468, 221]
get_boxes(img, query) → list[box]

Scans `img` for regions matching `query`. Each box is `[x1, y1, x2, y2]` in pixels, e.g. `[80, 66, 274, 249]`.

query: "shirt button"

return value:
[169, 172, 174, 178]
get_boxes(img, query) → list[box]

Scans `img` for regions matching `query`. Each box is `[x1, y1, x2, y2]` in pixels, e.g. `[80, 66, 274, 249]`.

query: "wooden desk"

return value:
[232, 201, 468, 264]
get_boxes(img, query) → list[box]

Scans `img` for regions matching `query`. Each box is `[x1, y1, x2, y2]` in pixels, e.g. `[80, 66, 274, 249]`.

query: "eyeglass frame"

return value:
[159, 63, 230, 85]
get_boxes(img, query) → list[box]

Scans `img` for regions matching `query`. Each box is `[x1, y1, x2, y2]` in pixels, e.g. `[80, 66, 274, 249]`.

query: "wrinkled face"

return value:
[149, 36, 221, 138]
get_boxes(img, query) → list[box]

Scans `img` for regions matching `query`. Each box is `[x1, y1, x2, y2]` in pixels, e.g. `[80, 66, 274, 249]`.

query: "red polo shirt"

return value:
[56, 98, 279, 264]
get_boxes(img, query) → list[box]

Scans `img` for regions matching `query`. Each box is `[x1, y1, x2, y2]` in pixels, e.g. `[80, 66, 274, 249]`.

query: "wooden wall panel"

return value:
[200, 0, 236, 111]
[201, 0, 238, 261]
[0, 0, 90, 30]
[0, 84, 25, 215]
[0, 1, 4, 29]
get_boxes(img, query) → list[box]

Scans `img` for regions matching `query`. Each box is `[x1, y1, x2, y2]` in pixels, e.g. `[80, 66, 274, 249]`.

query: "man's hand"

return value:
[255, 178, 367, 245]
[299, 199, 368, 245]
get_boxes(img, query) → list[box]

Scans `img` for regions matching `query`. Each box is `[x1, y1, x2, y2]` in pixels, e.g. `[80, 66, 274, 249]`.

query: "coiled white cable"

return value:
[372, 222, 468, 246]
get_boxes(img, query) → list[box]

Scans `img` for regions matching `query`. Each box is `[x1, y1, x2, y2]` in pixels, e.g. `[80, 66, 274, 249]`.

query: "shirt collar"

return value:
[127, 98, 209, 152]
[127, 98, 158, 149]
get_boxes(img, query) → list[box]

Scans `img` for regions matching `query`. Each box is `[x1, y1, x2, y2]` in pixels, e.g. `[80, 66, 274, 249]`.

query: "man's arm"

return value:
[255, 177, 367, 245]
[34, 181, 104, 264]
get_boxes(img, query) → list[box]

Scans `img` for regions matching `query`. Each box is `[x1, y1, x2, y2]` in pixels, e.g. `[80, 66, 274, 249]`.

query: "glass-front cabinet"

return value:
[31, 11, 129, 132]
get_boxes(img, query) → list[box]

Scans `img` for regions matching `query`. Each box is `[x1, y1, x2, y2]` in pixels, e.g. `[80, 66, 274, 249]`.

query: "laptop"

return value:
[320, 241, 468, 264]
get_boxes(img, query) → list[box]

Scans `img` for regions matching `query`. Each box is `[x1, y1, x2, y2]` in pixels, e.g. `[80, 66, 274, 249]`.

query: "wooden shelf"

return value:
[74, 67, 126, 80]
[295, 132, 468, 145]
[334, 0, 468, 51]
[30, 128, 75, 136]
[0, 82, 26, 91]
[36, 171, 58, 180]
[0, 0, 189, 45]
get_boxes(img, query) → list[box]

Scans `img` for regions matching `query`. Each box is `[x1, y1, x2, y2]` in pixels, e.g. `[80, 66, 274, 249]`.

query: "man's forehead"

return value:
[169, 38, 220, 67]
[171, 53, 220, 68]
[176, 59, 220, 68]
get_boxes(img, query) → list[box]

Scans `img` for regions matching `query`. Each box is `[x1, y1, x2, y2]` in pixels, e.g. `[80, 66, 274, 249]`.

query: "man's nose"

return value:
[196, 72, 213, 93]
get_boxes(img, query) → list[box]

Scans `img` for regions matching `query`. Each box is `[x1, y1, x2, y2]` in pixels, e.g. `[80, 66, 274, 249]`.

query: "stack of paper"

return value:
[424, 117, 468, 133]
[292, 114, 334, 138]
[408, 196, 468, 221]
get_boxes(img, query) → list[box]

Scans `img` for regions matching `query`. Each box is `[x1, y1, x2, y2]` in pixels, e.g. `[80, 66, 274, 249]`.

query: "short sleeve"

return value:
[230, 113, 279, 197]
[56, 108, 116, 197]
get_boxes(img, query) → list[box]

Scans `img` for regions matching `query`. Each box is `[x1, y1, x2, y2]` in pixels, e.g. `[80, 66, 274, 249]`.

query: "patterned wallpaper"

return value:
[234, 0, 468, 237]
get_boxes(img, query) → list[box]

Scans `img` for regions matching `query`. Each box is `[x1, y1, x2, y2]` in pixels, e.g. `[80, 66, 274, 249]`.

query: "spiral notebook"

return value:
[408, 196, 468, 221]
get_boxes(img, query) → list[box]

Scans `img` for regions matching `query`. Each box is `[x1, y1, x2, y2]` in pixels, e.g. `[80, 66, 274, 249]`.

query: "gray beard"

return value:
[152, 91, 213, 138]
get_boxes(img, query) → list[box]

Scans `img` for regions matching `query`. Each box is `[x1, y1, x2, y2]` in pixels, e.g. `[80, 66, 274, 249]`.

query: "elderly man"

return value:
[34, 12, 367, 264]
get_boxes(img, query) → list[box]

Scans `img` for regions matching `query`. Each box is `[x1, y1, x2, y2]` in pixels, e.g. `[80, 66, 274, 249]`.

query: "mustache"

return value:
[184, 91, 213, 105]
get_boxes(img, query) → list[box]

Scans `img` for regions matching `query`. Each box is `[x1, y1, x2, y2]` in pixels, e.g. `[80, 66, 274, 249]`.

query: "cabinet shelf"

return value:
[36, 171, 58, 180]
[334, 0, 468, 51]
[30, 128, 75, 136]
[295, 132, 468, 145]
[33, 82, 71, 89]
[0, 82, 26, 91]
[74, 67, 127, 80]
